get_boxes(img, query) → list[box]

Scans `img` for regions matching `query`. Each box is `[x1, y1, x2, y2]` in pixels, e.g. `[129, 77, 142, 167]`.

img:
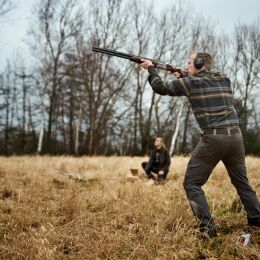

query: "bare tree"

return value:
[151, 2, 192, 153]
[169, 101, 184, 155]
[62, 0, 133, 155]
[0, 70, 10, 154]
[214, 34, 231, 73]
[126, 0, 191, 154]
[0, 58, 38, 155]
[232, 20, 260, 133]
[126, 0, 155, 154]
[29, 0, 84, 153]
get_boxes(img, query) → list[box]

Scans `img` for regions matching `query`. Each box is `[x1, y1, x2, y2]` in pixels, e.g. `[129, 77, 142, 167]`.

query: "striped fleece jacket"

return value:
[147, 66, 239, 130]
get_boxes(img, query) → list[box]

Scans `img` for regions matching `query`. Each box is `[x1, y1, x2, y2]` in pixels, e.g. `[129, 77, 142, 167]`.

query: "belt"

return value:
[202, 127, 240, 136]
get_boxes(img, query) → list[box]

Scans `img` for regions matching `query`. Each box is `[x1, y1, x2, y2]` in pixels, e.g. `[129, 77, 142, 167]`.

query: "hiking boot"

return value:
[157, 175, 166, 184]
[146, 172, 156, 180]
[248, 218, 260, 228]
[199, 225, 217, 239]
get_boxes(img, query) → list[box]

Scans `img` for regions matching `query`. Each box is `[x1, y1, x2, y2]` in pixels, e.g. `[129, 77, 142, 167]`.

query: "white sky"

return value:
[0, 0, 259, 69]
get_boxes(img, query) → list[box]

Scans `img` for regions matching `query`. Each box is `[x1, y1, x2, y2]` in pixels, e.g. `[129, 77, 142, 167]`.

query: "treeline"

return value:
[0, 0, 259, 156]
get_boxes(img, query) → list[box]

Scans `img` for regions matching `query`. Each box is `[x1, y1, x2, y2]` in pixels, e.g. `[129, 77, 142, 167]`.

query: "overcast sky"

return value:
[0, 0, 259, 69]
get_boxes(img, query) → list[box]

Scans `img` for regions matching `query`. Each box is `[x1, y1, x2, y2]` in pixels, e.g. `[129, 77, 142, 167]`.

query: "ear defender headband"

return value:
[194, 53, 205, 69]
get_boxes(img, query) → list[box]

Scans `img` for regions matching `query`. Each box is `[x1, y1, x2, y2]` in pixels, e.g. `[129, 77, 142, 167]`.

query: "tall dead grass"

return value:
[0, 156, 259, 259]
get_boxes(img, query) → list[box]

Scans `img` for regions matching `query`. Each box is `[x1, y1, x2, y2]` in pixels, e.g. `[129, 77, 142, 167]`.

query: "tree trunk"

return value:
[181, 106, 190, 154]
[22, 76, 26, 153]
[74, 118, 80, 155]
[37, 106, 45, 154]
[4, 86, 10, 155]
[169, 102, 184, 156]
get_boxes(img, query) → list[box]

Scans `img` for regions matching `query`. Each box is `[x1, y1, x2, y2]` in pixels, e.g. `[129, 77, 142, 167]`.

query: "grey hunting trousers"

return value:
[183, 130, 260, 230]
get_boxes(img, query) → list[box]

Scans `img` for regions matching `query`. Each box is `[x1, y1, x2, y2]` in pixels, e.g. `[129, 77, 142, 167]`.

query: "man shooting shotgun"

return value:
[140, 52, 260, 239]
[92, 46, 187, 77]
[92, 46, 260, 238]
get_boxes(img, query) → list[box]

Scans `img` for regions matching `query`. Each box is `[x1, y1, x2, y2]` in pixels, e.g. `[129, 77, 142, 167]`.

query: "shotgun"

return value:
[92, 46, 187, 78]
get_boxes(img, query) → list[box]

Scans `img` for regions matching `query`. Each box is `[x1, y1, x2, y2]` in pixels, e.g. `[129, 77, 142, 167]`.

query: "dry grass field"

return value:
[0, 156, 260, 259]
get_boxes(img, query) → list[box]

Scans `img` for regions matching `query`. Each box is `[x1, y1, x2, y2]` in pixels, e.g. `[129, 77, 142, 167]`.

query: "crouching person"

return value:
[142, 137, 171, 183]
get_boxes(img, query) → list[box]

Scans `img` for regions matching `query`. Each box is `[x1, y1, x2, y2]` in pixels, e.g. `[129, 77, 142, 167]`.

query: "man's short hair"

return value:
[201, 52, 213, 71]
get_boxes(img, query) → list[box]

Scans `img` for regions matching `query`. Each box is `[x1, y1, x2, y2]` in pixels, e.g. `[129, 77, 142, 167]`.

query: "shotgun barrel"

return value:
[92, 46, 187, 77]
